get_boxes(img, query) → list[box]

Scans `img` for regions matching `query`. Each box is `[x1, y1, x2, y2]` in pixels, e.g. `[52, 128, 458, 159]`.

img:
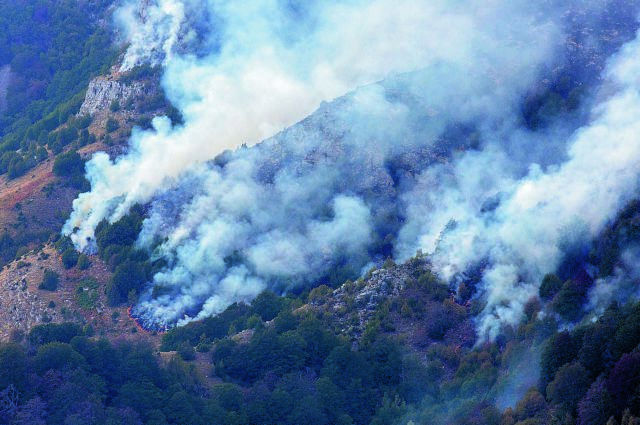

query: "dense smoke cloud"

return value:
[71, 0, 549, 248]
[64, 0, 640, 331]
[397, 31, 640, 338]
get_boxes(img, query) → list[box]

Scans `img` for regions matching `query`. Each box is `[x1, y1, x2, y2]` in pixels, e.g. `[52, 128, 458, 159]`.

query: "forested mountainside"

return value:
[1, 1, 640, 425]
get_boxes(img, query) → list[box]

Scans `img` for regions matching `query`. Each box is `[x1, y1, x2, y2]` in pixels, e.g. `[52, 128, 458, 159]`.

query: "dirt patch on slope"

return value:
[0, 244, 159, 344]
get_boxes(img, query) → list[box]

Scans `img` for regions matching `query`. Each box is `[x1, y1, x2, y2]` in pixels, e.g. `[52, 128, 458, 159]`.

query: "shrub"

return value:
[39, 269, 60, 291]
[34, 342, 85, 374]
[74, 115, 92, 130]
[177, 341, 196, 361]
[539, 273, 563, 300]
[107, 260, 147, 306]
[61, 248, 79, 269]
[53, 127, 78, 148]
[0, 344, 27, 391]
[514, 389, 548, 422]
[76, 277, 99, 309]
[578, 378, 614, 425]
[540, 331, 580, 390]
[546, 362, 591, 414]
[551, 279, 586, 322]
[424, 300, 465, 340]
[251, 291, 284, 321]
[196, 342, 212, 353]
[105, 117, 119, 133]
[53, 150, 84, 178]
[95, 208, 144, 254]
[29, 322, 83, 346]
[77, 253, 91, 270]
[606, 352, 640, 411]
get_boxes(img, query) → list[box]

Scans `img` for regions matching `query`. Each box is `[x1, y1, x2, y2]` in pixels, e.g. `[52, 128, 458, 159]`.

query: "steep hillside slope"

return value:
[59, 0, 640, 333]
[2, 1, 640, 425]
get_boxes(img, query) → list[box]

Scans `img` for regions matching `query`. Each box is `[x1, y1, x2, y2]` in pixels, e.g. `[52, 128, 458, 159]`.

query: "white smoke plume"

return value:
[587, 247, 640, 319]
[64, 0, 640, 331]
[397, 31, 640, 339]
[116, 0, 186, 69]
[66, 0, 561, 249]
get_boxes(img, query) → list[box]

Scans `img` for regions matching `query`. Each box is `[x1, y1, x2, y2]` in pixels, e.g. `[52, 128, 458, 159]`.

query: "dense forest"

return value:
[0, 198, 631, 424]
[6, 249, 640, 424]
[0, 0, 116, 178]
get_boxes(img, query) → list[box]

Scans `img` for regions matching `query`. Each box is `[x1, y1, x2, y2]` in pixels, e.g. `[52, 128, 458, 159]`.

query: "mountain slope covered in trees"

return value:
[1, 1, 640, 425]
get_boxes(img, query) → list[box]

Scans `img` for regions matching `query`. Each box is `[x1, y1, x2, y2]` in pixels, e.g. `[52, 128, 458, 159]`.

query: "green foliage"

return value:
[539, 273, 563, 300]
[546, 362, 591, 414]
[34, 342, 86, 374]
[0, 0, 117, 179]
[308, 284, 333, 305]
[177, 341, 196, 361]
[78, 127, 95, 146]
[107, 260, 148, 306]
[6, 155, 34, 178]
[61, 247, 79, 269]
[19, 259, 640, 425]
[551, 279, 587, 322]
[578, 317, 617, 377]
[540, 331, 580, 391]
[16, 260, 30, 269]
[91, 204, 157, 307]
[251, 290, 285, 321]
[514, 389, 548, 423]
[54, 234, 74, 253]
[0, 343, 27, 392]
[246, 314, 263, 330]
[49, 127, 78, 153]
[77, 253, 91, 270]
[29, 322, 83, 346]
[38, 268, 59, 291]
[105, 117, 119, 133]
[613, 303, 640, 356]
[0, 232, 16, 264]
[505, 298, 640, 425]
[73, 115, 92, 130]
[424, 299, 466, 341]
[578, 378, 614, 425]
[75, 277, 99, 309]
[119, 64, 161, 84]
[52, 150, 84, 177]
[161, 302, 253, 350]
[594, 201, 640, 277]
[95, 205, 145, 256]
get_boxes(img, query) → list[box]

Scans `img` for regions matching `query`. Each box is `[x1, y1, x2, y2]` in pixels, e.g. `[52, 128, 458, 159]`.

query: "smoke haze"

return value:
[398, 34, 640, 338]
[64, 0, 640, 333]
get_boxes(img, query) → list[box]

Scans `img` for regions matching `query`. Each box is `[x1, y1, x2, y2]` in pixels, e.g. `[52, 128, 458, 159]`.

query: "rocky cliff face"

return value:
[78, 76, 147, 116]
[322, 259, 425, 339]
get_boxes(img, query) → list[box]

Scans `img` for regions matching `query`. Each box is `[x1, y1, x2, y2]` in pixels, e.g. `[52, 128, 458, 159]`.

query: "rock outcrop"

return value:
[309, 257, 430, 340]
[78, 75, 147, 117]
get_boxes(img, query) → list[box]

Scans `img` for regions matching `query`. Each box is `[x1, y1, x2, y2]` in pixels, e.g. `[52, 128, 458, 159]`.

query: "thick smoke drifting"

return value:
[70, 0, 539, 249]
[65, 0, 640, 332]
[397, 31, 640, 338]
